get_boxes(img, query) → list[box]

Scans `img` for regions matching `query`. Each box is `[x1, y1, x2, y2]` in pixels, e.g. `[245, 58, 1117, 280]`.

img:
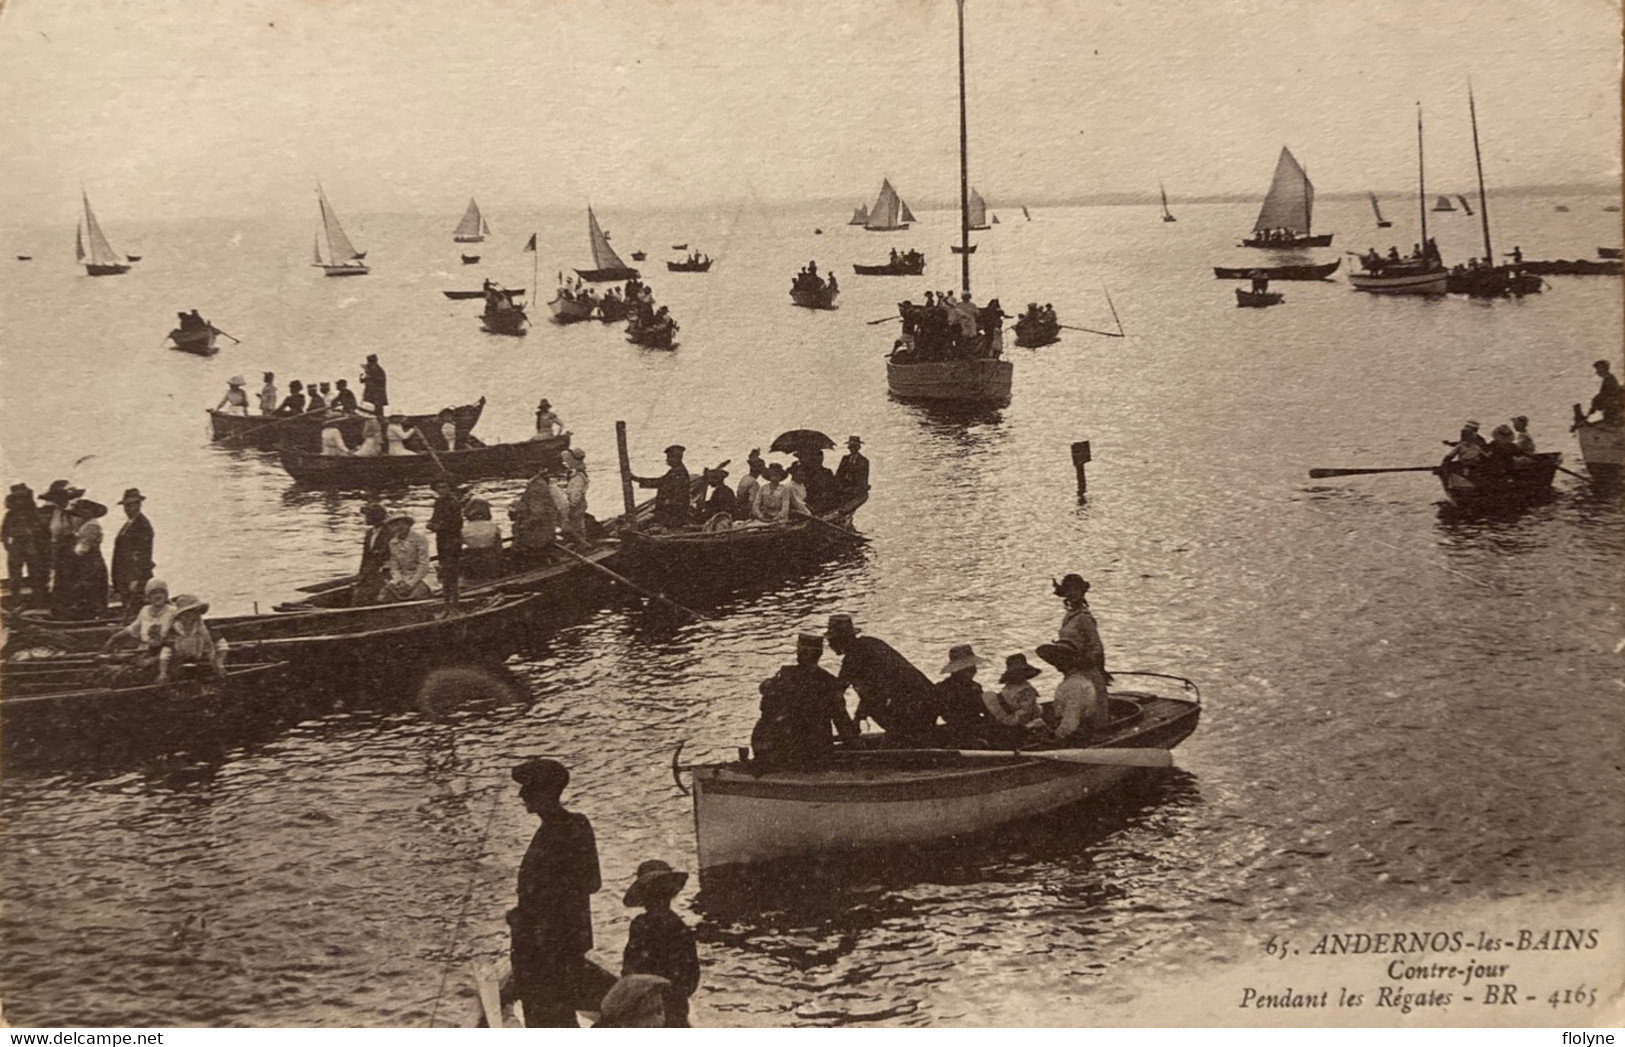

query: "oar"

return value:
[1308, 466, 1440, 479]
[211, 326, 242, 344]
[792, 509, 869, 543]
[1058, 323, 1123, 338]
[294, 575, 358, 595]
[552, 544, 710, 622]
[866, 315, 900, 325]
[1556, 464, 1589, 481]
[955, 747, 1172, 768]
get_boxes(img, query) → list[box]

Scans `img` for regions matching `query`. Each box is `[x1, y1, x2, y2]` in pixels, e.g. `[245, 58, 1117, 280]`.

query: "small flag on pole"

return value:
[523, 233, 537, 252]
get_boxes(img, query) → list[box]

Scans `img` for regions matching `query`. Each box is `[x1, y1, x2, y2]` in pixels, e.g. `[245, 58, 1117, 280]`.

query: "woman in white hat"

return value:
[380, 513, 435, 601]
[158, 594, 227, 682]
[215, 376, 250, 416]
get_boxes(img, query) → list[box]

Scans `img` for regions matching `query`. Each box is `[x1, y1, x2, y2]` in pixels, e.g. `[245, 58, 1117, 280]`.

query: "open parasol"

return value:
[769, 429, 836, 455]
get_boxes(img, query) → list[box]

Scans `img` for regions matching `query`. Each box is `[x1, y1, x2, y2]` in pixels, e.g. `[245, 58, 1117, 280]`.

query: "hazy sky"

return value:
[0, 0, 1618, 222]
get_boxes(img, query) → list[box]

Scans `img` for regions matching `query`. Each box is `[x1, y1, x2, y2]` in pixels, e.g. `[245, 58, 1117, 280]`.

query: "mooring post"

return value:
[616, 421, 637, 525]
[1071, 440, 1092, 497]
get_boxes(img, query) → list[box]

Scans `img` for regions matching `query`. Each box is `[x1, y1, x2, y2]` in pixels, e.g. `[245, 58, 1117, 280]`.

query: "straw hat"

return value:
[622, 859, 689, 907]
[67, 498, 107, 519]
[227, 375, 246, 387]
[1035, 640, 1086, 673]
[939, 643, 988, 675]
[385, 512, 415, 528]
[172, 594, 210, 616]
[1052, 574, 1090, 600]
[999, 653, 1042, 684]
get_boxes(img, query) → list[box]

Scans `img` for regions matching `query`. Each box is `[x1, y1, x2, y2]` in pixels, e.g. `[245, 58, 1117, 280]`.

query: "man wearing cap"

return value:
[508, 758, 605, 1027]
[331, 378, 358, 414]
[1586, 359, 1624, 427]
[825, 614, 939, 744]
[752, 633, 859, 764]
[1053, 574, 1110, 701]
[110, 488, 156, 614]
[836, 436, 870, 500]
[632, 445, 692, 530]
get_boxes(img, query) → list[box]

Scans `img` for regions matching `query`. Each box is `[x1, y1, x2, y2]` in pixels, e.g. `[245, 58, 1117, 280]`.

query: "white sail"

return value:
[967, 189, 988, 228]
[318, 187, 363, 262]
[453, 198, 485, 240]
[900, 199, 917, 224]
[1252, 147, 1314, 235]
[81, 192, 122, 266]
[866, 179, 902, 230]
[586, 207, 630, 272]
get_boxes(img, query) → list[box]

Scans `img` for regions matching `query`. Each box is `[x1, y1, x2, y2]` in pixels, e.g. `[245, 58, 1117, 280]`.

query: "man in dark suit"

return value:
[835, 435, 870, 499]
[110, 488, 155, 613]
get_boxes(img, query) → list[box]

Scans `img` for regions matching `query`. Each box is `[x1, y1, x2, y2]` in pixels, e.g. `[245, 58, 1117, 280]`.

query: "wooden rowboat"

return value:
[790, 285, 839, 310]
[1235, 288, 1284, 307]
[278, 434, 569, 488]
[853, 256, 925, 276]
[208, 399, 485, 453]
[167, 324, 220, 357]
[666, 258, 712, 272]
[1437, 452, 1561, 511]
[683, 676, 1201, 875]
[444, 287, 525, 301]
[618, 493, 866, 589]
[1572, 407, 1623, 486]
[1212, 259, 1339, 281]
[1012, 314, 1059, 347]
[2, 661, 287, 742]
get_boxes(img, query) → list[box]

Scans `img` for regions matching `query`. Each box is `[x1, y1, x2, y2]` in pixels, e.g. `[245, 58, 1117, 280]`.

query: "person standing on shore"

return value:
[110, 488, 155, 614]
[508, 759, 604, 1028]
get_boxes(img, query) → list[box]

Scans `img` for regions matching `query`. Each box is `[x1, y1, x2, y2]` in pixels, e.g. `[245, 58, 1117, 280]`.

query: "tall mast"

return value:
[957, 0, 971, 296]
[1469, 84, 1494, 264]
[1416, 104, 1429, 253]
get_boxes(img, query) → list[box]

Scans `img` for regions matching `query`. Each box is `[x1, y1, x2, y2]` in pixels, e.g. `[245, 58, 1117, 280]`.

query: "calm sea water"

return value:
[1, 195, 1621, 1026]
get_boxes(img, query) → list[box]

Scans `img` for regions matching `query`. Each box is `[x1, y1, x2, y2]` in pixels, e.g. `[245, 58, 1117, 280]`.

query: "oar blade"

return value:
[1308, 466, 1439, 479]
[957, 746, 1173, 768]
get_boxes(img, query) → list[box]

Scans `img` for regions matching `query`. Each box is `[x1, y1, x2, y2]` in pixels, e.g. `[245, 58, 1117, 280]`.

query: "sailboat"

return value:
[311, 185, 369, 276]
[1446, 85, 1541, 298]
[884, 0, 1013, 405]
[1369, 192, 1393, 228]
[1456, 194, 1474, 216]
[1241, 147, 1333, 248]
[864, 179, 914, 232]
[452, 198, 490, 243]
[848, 204, 869, 226]
[1432, 195, 1456, 212]
[572, 207, 639, 282]
[967, 188, 991, 231]
[1160, 183, 1176, 222]
[77, 191, 130, 276]
[1349, 106, 1448, 296]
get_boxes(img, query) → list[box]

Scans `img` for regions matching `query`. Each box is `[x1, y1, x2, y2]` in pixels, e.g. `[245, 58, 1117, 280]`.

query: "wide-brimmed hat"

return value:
[227, 375, 246, 387]
[67, 498, 107, 519]
[623, 859, 689, 907]
[1035, 640, 1085, 672]
[847, 435, 863, 448]
[999, 653, 1042, 683]
[118, 488, 145, 506]
[537, 398, 551, 410]
[41, 480, 82, 505]
[568, 447, 586, 461]
[145, 578, 170, 595]
[1052, 573, 1090, 600]
[512, 757, 569, 793]
[764, 462, 787, 481]
[172, 594, 209, 616]
[826, 613, 858, 640]
[385, 512, 415, 527]
[940, 643, 988, 675]
[594, 975, 671, 1028]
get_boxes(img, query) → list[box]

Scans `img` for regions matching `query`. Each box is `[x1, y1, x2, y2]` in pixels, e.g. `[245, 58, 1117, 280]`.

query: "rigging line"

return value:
[427, 779, 507, 1028]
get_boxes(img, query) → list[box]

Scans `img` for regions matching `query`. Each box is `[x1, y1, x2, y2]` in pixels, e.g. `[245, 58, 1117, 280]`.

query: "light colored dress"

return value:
[258, 383, 278, 415]
[321, 427, 353, 456]
[754, 481, 809, 523]
[1052, 672, 1108, 742]
[355, 416, 383, 457]
[985, 681, 1043, 727]
[384, 530, 436, 599]
[386, 423, 417, 456]
[563, 466, 589, 543]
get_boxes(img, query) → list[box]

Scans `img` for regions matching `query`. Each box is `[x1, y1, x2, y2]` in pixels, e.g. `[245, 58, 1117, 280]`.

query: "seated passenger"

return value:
[320, 419, 353, 456]
[215, 376, 250, 416]
[355, 413, 384, 457]
[697, 467, 737, 523]
[461, 498, 504, 580]
[158, 594, 228, 682]
[754, 464, 808, 523]
[274, 380, 307, 417]
[750, 633, 859, 765]
[106, 578, 175, 652]
[385, 415, 419, 455]
[380, 514, 435, 601]
[1036, 640, 1109, 744]
[984, 653, 1046, 734]
[934, 644, 991, 741]
[1440, 420, 1487, 472]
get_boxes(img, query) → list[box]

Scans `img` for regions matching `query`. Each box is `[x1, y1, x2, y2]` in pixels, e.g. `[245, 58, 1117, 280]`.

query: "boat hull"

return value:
[461, 255, 481, 265]
[443, 288, 525, 300]
[1519, 259, 1622, 277]
[2, 662, 286, 742]
[626, 320, 677, 349]
[1240, 233, 1334, 249]
[618, 495, 865, 588]
[853, 259, 926, 276]
[168, 327, 220, 356]
[1212, 259, 1339, 280]
[887, 358, 1013, 402]
[208, 399, 485, 453]
[1349, 268, 1448, 295]
[317, 264, 370, 277]
[1235, 289, 1283, 307]
[666, 261, 712, 272]
[1437, 452, 1561, 511]
[791, 287, 839, 309]
[1445, 267, 1542, 297]
[1013, 319, 1059, 347]
[691, 691, 1200, 873]
[278, 435, 569, 488]
[1574, 420, 1624, 485]
[548, 295, 596, 323]
[85, 264, 131, 276]
[480, 308, 529, 336]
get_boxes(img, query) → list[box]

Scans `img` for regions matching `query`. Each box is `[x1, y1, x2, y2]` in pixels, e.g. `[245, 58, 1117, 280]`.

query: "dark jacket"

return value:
[622, 909, 700, 1026]
[110, 512, 155, 596]
[751, 662, 856, 762]
[836, 451, 870, 496]
[635, 465, 692, 528]
[512, 810, 601, 960]
[361, 362, 388, 408]
[352, 524, 392, 605]
[700, 485, 738, 521]
[837, 636, 938, 740]
[332, 388, 359, 413]
[934, 672, 989, 733]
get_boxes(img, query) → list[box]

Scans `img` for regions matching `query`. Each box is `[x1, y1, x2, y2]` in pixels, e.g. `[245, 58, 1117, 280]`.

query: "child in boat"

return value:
[620, 860, 699, 1027]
